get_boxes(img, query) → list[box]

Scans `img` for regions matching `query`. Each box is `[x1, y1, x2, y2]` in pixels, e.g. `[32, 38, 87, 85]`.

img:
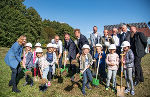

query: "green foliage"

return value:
[0, 0, 75, 47]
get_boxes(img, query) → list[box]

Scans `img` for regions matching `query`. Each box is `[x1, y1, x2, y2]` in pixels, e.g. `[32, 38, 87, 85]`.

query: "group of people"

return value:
[4, 25, 147, 96]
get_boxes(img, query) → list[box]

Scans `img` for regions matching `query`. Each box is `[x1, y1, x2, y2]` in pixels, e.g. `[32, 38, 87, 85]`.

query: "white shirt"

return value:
[94, 33, 98, 38]
[51, 39, 63, 54]
[112, 35, 120, 46]
[85, 54, 89, 66]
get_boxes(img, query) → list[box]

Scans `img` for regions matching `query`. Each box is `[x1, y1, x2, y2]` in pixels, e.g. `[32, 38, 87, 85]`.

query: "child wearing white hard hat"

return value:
[105, 44, 119, 92]
[22, 42, 34, 87]
[44, 43, 57, 86]
[35, 48, 51, 84]
[121, 41, 135, 95]
[95, 44, 107, 82]
[33, 42, 41, 81]
[80, 44, 93, 95]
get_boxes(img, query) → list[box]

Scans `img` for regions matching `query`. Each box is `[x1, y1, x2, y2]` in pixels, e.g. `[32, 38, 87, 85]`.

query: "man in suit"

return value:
[120, 25, 131, 45]
[101, 30, 114, 53]
[90, 26, 101, 58]
[130, 26, 147, 86]
[64, 33, 78, 77]
[74, 29, 89, 58]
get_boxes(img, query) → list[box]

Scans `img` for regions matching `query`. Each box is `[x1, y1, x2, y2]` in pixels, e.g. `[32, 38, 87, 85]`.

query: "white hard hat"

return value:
[108, 44, 116, 50]
[35, 42, 41, 47]
[25, 42, 32, 48]
[96, 44, 103, 48]
[35, 48, 43, 53]
[82, 44, 90, 49]
[53, 44, 58, 48]
[47, 43, 53, 48]
[121, 41, 130, 48]
[104, 41, 110, 47]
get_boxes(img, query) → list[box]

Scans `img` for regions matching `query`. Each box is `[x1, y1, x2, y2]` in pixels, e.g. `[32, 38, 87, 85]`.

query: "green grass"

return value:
[0, 47, 150, 97]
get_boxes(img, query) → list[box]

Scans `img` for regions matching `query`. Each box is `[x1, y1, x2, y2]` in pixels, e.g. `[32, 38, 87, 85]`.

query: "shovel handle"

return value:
[96, 53, 101, 79]
[64, 50, 67, 69]
[120, 53, 125, 87]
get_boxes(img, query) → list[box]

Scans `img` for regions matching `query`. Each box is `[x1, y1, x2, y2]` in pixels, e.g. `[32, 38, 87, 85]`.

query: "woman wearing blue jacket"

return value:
[4, 35, 26, 93]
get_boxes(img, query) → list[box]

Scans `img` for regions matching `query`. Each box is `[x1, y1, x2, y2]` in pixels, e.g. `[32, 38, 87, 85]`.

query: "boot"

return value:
[30, 79, 34, 87]
[23, 82, 28, 86]
[12, 85, 21, 93]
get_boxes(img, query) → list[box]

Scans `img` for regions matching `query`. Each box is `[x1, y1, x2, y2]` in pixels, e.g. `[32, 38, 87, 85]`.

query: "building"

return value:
[104, 22, 150, 53]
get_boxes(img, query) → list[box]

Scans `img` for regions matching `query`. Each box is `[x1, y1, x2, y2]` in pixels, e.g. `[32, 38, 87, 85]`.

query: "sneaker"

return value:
[34, 77, 37, 81]
[112, 87, 116, 93]
[82, 91, 86, 96]
[130, 90, 135, 95]
[124, 88, 130, 93]
[48, 81, 51, 86]
[105, 87, 109, 91]
[86, 86, 91, 90]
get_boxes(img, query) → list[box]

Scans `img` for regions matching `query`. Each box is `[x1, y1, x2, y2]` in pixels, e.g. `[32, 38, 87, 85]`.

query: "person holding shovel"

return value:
[105, 44, 119, 92]
[22, 42, 34, 87]
[64, 33, 78, 81]
[121, 41, 135, 95]
[79, 44, 93, 95]
[35, 48, 51, 85]
[5, 35, 26, 93]
[45, 43, 57, 86]
[94, 44, 107, 82]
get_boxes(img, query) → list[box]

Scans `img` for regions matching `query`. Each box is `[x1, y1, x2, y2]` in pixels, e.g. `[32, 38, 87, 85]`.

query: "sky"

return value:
[23, 0, 150, 38]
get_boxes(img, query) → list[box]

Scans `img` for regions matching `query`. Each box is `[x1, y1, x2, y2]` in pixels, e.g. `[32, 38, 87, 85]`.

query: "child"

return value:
[105, 44, 119, 92]
[33, 42, 41, 81]
[94, 43, 107, 82]
[45, 43, 56, 86]
[22, 42, 34, 87]
[121, 41, 135, 95]
[80, 44, 93, 95]
[35, 48, 51, 84]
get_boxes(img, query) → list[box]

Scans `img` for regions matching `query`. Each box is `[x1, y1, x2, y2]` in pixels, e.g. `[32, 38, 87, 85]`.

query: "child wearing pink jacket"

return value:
[105, 44, 119, 92]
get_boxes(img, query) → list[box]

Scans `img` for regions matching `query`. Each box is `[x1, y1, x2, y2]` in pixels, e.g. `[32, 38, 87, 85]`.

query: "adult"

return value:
[101, 30, 114, 53]
[130, 26, 147, 86]
[90, 26, 101, 57]
[112, 28, 121, 55]
[74, 29, 89, 58]
[120, 25, 131, 45]
[64, 33, 78, 78]
[4, 35, 26, 93]
[51, 35, 63, 68]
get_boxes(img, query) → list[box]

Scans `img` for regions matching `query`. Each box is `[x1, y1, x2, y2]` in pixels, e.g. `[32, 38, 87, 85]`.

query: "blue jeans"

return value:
[82, 68, 93, 92]
[106, 69, 117, 88]
[42, 67, 49, 79]
[124, 68, 134, 91]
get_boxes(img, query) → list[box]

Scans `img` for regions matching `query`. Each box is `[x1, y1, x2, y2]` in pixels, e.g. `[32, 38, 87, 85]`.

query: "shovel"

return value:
[73, 65, 89, 82]
[92, 53, 101, 86]
[117, 53, 125, 97]
[61, 50, 68, 76]
[56, 60, 61, 76]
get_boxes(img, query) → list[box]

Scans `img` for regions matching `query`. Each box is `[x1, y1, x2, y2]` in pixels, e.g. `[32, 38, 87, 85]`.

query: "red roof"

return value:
[104, 22, 150, 37]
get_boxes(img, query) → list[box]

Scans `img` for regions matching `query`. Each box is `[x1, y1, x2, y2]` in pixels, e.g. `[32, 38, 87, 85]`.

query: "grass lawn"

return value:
[0, 47, 150, 97]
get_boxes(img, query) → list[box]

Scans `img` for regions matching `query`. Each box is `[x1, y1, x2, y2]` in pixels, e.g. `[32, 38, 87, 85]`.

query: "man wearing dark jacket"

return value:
[74, 29, 89, 58]
[130, 26, 147, 86]
[64, 33, 78, 76]
[120, 25, 131, 45]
